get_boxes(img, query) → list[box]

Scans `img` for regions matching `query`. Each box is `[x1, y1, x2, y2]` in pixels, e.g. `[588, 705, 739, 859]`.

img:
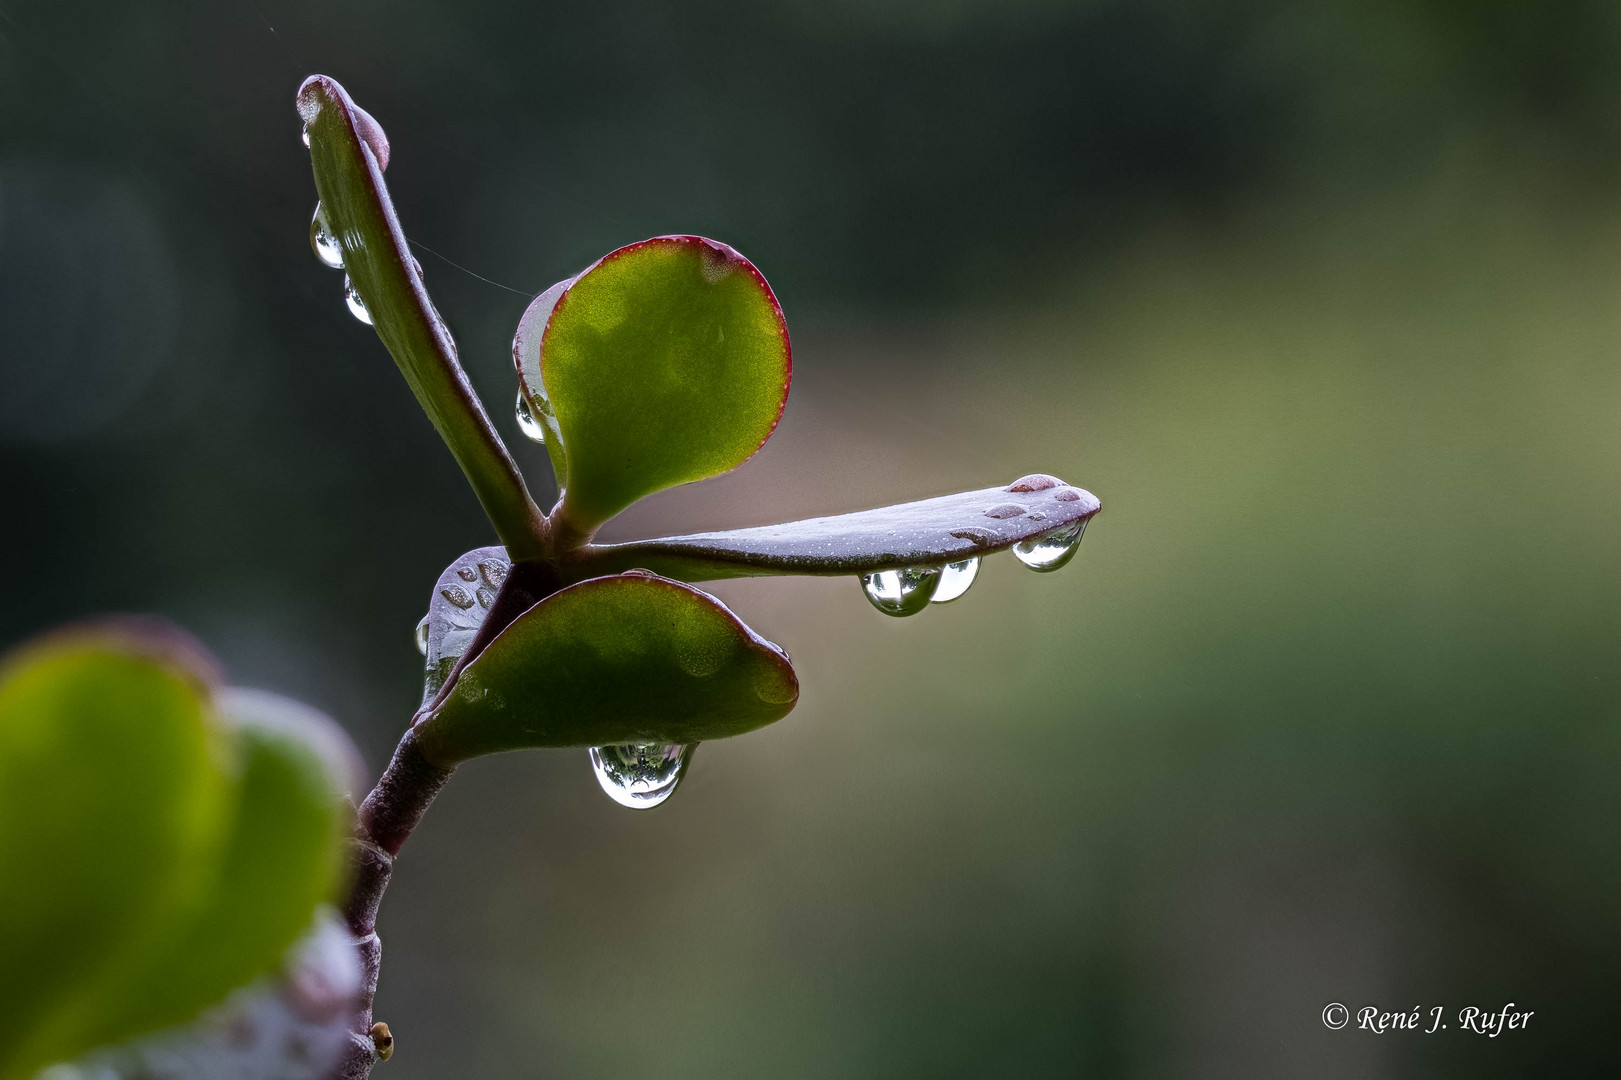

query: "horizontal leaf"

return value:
[562, 474, 1101, 581]
[297, 75, 547, 559]
[414, 573, 798, 764]
[513, 235, 791, 539]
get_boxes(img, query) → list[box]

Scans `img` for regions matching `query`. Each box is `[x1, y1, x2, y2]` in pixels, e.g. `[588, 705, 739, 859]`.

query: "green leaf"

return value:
[0, 625, 361, 1080]
[560, 474, 1101, 582]
[297, 75, 547, 559]
[514, 235, 791, 539]
[0, 623, 233, 1080]
[74, 690, 357, 1050]
[414, 573, 798, 764]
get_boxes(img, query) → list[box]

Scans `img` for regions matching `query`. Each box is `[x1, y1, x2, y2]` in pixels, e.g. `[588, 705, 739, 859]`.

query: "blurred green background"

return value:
[3, 1, 1620, 1075]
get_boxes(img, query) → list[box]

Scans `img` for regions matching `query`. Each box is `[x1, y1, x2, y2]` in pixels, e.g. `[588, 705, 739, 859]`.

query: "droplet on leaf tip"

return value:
[1007, 473, 1061, 493]
[860, 566, 942, 617]
[931, 558, 980, 604]
[1012, 519, 1087, 573]
[590, 743, 695, 809]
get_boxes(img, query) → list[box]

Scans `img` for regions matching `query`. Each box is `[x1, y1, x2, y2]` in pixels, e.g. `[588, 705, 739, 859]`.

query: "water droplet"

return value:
[1027, 512, 1047, 521]
[344, 276, 372, 324]
[309, 205, 344, 269]
[515, 393, 546, 443]
[1054, 489, 1081, 502]
[475, 587, 495, 608]
[950, 528, 995, 548]
[478, 559, 509, 587]
[1013, 518, 1087, 573]
[410, 255, 424, 279]
[301, 127, 311, 148]
[589, 743, 695, 810]
[1007, 473, 1061, 493]
[440, 585, 475, 609]
[984, 503, 1026, 519]
[860, 566, 942, 617]
[931, 558, 981, 603]
[456, 566, 478, 582]
[413, 615, 430, 655]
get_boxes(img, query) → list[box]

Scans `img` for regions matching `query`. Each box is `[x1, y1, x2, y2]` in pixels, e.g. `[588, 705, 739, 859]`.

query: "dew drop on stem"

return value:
[590, 743, 695, 809]
[1012, 518, 1087, 572]
[931, 558, 980, 603]
[860, 566, 942, 616]
[414, 615, 430, 656]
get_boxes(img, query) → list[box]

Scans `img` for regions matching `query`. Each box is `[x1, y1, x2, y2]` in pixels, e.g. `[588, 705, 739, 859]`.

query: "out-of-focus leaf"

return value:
[513, 235, 791, 538]
[297, 75, 546, 559]
[59, 908, 362, 1080]
[414, 573, 798, 764]
[0, 624, 232, 1080]
[73, 691, 357, 1050]
[563, 474, 1101, 581]
[0, 625, 362, 1080]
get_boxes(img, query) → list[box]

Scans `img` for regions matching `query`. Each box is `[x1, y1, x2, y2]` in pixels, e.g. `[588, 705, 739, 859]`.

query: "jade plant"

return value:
[0, 75, 1099, 1080]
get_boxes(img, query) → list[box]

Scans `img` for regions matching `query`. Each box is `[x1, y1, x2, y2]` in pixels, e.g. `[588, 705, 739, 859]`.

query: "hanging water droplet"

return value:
[440, 585, 475, 609]
[931, 558, 981, 603]
[589, 743, 695, 810]
[515, 393, 546, 444]
[413, 615, 430, 656]
[301, 127, 311, 148]
[309, 205, 344, 269]
[344, 276, 373, 325]
[1013, 518, 1087, 573]
[860, 566, 942, 617]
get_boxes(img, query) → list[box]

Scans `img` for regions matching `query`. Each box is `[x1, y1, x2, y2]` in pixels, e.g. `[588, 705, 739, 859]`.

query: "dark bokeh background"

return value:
[4, 1, 1621, 1076]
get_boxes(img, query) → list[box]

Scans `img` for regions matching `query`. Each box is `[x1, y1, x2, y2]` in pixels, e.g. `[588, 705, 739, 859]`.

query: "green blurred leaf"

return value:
[514, 235, 791, 538]
[563, 474, 1100, 581]
[0, 627, 360, 1080]
[414, 573, 798, 764]
[0, 624, 232, 1080]
[73, 690, 356, 1050]
[297, 75, 547, 559]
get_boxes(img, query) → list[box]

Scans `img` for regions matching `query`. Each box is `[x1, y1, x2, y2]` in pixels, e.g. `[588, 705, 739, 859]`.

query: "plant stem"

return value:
[330, 731, 453, 1079]
[328, 559, 563, 1078]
